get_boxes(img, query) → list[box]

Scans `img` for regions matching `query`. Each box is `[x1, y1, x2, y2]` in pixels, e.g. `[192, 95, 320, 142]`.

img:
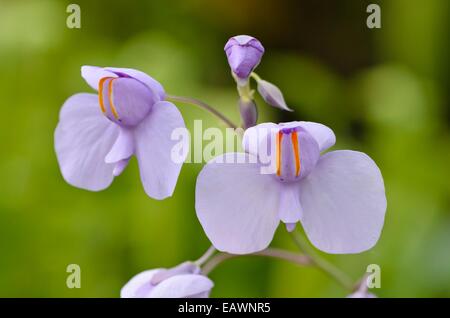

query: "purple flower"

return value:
[121, 262, 214, 298]
[256, 78, 293, 111]
[239, 98, 258, 129]
[347, 284, 377, 298]
[54, 66, 188, 199]
[196, 121, 386, 254]
[224, 35, 264, 80]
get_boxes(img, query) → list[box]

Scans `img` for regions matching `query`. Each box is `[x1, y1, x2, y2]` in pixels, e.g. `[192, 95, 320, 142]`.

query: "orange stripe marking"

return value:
[276, 131, 283, 176]
[107, 78, 120, 120]
[98, 77, 112, 114]
[291, 131, 301, 177]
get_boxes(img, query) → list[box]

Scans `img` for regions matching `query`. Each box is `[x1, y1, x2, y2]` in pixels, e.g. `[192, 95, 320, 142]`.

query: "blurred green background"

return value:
[0, 0, 449, 297]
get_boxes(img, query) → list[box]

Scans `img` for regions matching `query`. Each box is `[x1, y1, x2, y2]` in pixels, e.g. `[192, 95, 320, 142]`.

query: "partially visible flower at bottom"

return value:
[347, 283, 377, 298]
[121, 262, 214, 298]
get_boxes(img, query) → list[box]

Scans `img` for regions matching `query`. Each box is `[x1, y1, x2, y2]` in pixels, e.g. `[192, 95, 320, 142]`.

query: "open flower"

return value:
[121, 262, 214, 298]
[55, 66, 188, 199]
[196, 122, 386, 254]
[347, 283, 377, 298]
[224, 35, 264, 81]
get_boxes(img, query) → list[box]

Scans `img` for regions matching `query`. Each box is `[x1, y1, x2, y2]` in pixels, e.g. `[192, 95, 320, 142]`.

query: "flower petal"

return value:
[278, 183, 302, 224]
[105, 67, 165, 100]
[296, 121, 336, 152]
[149, 274, 213, 298]
[134, 101, 187, 200]
[196, 153, 281, 254]
[299, 150, 386, 254]
[242, 122, 277, 158]
[81, 66, 117, 91]
[150, 261, 200, 285]
[105, 128, 134, 164]
[55, 93, 119, 191]
[120, 269, 161, 298]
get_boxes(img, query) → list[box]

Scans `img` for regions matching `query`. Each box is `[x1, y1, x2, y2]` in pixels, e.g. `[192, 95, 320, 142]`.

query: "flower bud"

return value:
[256, 78, 292, 111]
[224, 35, 264, 80]
[239, 98, 258, 129]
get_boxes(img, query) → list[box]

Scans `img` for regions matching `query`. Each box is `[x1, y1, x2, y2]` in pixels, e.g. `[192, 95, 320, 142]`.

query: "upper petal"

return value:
[298, 150, 387, 254]
[105, 67, 165, 100]
[149, 274, 213, 298]
[134, 101, 187, 200]
[120, 269, 161, 298]
[81, 66, 117, 91]
[296, 121, 336, 152]
[242, 122, 278, 158]
[195, 153, 281, 254]
[54, 93, 119, 191]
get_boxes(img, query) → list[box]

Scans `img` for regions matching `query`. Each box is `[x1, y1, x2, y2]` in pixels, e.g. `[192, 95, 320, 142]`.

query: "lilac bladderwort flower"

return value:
[121, 262, 213, 298]
[224, 35, 264, 81]
[196, 121, 386, 254]
[347, 283, 377, 298]
[54, 66, 188, 199]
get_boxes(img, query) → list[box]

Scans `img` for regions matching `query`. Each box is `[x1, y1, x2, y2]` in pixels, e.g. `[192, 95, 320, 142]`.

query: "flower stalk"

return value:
[201, 248, 312, 275]
[194, 245, 217, 266]
[290, 230, 354, 291]
[166, 94, 238, 129]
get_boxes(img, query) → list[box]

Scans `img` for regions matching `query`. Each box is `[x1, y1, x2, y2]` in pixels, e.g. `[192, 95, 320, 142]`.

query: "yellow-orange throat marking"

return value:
[291, 131, 301, 177]
[276, 131, 283, 176]
[98, 77, 112, 114]
[107, 78, 120, 119]
[98, 77, 120, 120]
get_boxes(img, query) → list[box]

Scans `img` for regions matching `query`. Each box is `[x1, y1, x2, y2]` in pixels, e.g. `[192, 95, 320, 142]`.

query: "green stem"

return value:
[166, 94, 238, 129]
[290, 230, 354, 291]
[194, 245, 216, 266]
[201, 248, 312, 275]
[249, 72, 262, 82]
